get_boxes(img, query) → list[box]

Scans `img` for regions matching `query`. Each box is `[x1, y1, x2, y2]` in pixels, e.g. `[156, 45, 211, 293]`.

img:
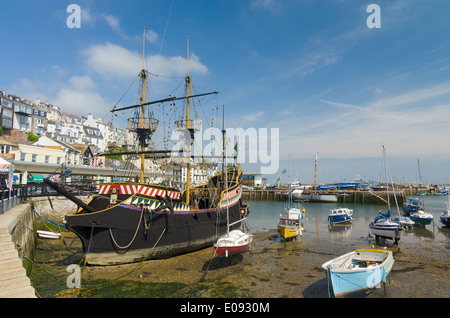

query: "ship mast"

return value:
[174, 37, 198, 205]
[127, 27, 159, 183]
[140, 27, 147, 183]
[186, 37, 191, 205]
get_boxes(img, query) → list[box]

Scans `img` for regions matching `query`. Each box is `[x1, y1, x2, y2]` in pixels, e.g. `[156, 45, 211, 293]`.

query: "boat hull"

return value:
[214, 229, 253, 257]
[441, 216, 450, 226]
[300, 193, 337, 203]
[409, 213, 433, 225]
[322, 249, 394, 297]
[328, 209, 353, 224]
[369, 221, 402, 242]
[328, 214, 352, 224]
[64, 177, 247, 265]
[215, 243, 251, 257]
[277, 224, 301, 239]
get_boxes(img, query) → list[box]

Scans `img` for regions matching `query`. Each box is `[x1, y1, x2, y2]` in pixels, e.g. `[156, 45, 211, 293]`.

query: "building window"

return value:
[45, 155, 50, 163]
[20, 153, 26, 161]
[32, 154, 37, 162]
[57, 157, 61, 164]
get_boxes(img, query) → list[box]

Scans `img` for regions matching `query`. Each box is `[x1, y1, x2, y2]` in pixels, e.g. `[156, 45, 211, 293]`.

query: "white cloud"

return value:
[251, 0, 281, 12]
[102, 14, 122, 33]
[82, 42, 209, 80]
[146, 30, 159, 43]
[53, 76, 111, 115]
[274, 83, 450, 160]
[83, 42, 141, 79]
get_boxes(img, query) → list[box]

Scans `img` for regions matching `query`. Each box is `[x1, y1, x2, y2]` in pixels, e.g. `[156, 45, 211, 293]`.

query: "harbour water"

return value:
[247, 195, 449, 247]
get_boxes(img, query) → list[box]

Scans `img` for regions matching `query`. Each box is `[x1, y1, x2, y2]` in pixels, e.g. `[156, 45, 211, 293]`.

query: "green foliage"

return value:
[27, 131, 39, 142]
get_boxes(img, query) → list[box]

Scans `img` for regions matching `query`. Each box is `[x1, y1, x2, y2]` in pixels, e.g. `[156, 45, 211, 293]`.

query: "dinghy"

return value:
[214, 229, 253, 257]
[322, 248, 394, 297]
[37, 230, 61, 239]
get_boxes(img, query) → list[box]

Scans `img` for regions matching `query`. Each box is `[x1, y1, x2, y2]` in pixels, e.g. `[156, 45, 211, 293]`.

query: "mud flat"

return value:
[30, 225, 449, 299]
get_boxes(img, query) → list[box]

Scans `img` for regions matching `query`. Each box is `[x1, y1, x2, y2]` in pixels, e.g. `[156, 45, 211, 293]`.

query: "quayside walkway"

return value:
[0, 204, 37, 298]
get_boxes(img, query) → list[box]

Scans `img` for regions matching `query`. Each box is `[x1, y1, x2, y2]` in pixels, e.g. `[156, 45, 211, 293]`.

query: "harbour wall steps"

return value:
[0, 204, 37, 298]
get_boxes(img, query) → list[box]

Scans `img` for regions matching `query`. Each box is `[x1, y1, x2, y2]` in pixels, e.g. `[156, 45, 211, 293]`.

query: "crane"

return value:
[265, 169, 287, 189]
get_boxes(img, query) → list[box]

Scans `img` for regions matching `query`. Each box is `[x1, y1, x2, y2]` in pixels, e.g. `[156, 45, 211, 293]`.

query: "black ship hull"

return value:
[66, 198, 244, 265]
[53, 167, 248, 265]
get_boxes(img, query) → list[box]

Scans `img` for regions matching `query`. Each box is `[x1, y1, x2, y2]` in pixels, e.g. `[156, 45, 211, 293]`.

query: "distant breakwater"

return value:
[242, 188, 405, 205]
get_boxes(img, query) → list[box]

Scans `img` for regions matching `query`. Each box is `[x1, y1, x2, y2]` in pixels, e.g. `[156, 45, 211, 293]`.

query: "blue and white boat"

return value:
[328, 208, 353, 224]
[403, 197, 423, 216]
[369, 209, 403, 243]
[409, 209, 434, 226]
[369, 146, 403, 243]
[440, 209, 450, 226]
[440, 193, 450, 226]
[322, 248, 394, 297]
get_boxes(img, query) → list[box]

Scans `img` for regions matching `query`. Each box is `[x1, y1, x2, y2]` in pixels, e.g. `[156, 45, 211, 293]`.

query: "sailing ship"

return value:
[44, 30, 250, 265]
[368, 146, 403, 244]
[322, 248, 394, 297]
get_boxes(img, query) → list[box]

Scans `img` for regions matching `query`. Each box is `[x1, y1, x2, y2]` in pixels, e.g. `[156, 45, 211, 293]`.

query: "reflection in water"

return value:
[247, 195, 449, 247]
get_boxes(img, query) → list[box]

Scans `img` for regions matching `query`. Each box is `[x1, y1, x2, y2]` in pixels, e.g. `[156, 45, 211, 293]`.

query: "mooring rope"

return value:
[109, 207, 145, 250]
[33, 207, 66, 228]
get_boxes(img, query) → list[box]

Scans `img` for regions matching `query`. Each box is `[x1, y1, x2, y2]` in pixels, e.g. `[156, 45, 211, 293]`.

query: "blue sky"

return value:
[1, 0, 450, 184]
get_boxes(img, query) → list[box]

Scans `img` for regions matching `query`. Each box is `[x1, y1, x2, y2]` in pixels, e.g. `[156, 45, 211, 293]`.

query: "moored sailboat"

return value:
[369, 146, 403, 244]
[214, 119, 253, 258]
[277, 155, 305, 240]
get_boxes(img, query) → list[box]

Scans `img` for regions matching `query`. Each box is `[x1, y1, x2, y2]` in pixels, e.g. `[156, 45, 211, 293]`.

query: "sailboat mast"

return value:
[139, 27, 147, 183]
[382, 145, 390, 209]
[223, 105, 229, 234]
[186, 37, 191, 205]
[314, 152, 318, 192]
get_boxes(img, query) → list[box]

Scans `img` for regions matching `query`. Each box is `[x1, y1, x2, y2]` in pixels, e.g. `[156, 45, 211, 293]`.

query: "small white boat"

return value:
[322, 248, 394, 297]
[328, 208, 353, 224]
[214, 229, 253, 257]
[393, 216, 415, 227]
[37, 230, 61, 239]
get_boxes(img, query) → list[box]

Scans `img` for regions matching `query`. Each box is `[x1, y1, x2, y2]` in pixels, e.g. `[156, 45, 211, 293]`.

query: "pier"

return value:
[242, 188, 405, 205]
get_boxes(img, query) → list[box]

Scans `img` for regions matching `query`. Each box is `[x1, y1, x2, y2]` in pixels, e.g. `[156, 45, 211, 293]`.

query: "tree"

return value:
[27, 132, 39, 142]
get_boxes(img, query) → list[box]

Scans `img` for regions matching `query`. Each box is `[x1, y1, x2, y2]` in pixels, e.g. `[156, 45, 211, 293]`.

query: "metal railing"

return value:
[0, 188, 21, 215]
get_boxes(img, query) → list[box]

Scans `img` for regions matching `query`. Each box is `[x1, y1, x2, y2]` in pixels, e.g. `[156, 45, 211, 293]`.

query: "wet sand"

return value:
[33, 226, 449, 298]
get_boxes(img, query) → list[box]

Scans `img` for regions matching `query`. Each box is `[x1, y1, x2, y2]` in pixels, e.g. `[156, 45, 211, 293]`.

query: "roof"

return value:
[83, 126, 103, 139]
[0, 138, 17, 147]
